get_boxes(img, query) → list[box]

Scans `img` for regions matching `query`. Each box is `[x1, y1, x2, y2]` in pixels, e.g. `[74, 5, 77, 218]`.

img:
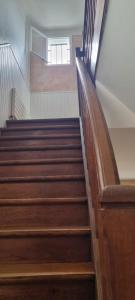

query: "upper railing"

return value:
[83, 0, 108, 81]
[83, 0, 97, 71]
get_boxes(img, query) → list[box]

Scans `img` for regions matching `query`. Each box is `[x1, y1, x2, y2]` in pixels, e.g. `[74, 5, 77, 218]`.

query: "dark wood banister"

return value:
[76, 57, 119, 189]
[76, 1, 135, 299]
[76, 56, 119, 299]
[83, 0, 108, 81]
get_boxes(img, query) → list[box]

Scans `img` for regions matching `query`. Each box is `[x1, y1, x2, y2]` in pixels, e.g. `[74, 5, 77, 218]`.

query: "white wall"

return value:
[0, 0, 29, 79]
[30, 91, 79, 119]
[30, 32, 82, 119]
[96, 81, 135, 128]
[96, 0, 135, 180]
[0, 46, 30, 127]
[109, 129, 135, 180]
[96, 0, 135, 114]
[0, 0, 30, 126]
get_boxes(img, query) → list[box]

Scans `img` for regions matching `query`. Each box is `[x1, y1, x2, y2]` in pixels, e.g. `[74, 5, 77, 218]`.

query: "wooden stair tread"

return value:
[0, 117, 95, 297]
[0, 197, 87, 205]
[7, 118, 79, 124]
[0, 144, 82, 151]
[0, 262, 95, 281]
[0, 226, 91, 237]
[0, 157, 83, 166]
[1, 124, 80, 131]
[0, 134, 81, 141]
[0, 175, 85, 183]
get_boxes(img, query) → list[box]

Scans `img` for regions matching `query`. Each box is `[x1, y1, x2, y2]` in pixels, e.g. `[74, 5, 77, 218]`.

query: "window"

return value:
[31, 28, 71, 65]
[48, 38, 70, 65]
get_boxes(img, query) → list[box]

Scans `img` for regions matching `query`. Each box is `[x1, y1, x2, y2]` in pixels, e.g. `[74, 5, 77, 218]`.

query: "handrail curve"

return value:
[76, 57, 119, 190]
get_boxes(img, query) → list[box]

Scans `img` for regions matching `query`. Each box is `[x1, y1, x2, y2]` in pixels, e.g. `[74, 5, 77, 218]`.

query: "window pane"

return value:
[67, 49, 70, 64]
[48, 38, 70, 65]
[51, 45, 57, 64]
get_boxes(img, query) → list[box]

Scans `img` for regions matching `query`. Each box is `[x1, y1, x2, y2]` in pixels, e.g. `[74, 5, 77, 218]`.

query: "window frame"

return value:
[46, 36, 72, 67]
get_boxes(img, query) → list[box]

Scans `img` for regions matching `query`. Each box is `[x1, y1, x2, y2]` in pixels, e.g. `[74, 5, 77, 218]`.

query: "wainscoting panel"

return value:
[0, 46, 30, 127]
[30, 91, 79, 119]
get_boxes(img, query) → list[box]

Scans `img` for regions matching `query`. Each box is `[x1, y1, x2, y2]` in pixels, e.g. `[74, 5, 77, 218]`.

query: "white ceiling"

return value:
[20, 0, 85, 31]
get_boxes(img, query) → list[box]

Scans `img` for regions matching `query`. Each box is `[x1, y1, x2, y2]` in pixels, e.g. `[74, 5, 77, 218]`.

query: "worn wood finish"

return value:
[6, 118, 80, 128]
[0, 262, 94, 280]
[0, 145, 82, 160]
[0, 198, 88, 229]
[99, 207, 135, 300]
[0, 134, 81, 147]
[101, 185, 135, 205]
[0, 227, 91, 264]
[76, 21, 135, 300]
[1, 125, 80, 136]
[0, 277, 95, 300]
[0, 118, 96, 299]
[0, 175, 86, 199]
[76, 58, 119, 189]
[0, 158, 84, 177]
[79, 119, 103, 300]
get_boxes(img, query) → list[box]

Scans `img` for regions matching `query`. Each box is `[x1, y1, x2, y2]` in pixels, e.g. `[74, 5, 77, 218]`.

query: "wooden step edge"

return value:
[0, 144, 82, 152]
[0, 226, 91, 237]
[6, 118, 80, 125]
[0, 197, 87, 206]
[0, 175, 85, 183]
[0, 134, 81, 141]
[2, 125, 80, 131]
[0, 262, 95, 282]
[0, 157, 83, 166]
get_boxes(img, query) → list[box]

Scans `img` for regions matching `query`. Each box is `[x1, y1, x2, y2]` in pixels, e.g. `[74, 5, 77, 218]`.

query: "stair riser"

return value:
[0, 234, 91, 264]
[0, 203, 88, 228]
[0, 163, 84, 177]
[0, 279, 95, 300]
[1, 128, 80, 136]
[0, 180, 86, 199]
[0, 137, 81, 147]
[7, 119, 79, 128]
[0, 148, 82, 161]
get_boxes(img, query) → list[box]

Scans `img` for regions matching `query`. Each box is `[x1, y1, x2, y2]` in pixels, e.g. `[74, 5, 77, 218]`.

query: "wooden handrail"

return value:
[76, 56, 135, 300]
[102, 185, 135, 205]
[77, 1, 135, 299]
[76, 57, 119, 190]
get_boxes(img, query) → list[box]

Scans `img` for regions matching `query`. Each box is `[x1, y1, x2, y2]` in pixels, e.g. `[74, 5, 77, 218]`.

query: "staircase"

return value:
[0, 118, 96, 299]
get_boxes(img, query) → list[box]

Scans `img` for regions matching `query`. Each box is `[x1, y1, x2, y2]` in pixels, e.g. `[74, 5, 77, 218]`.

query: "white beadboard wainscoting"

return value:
[0, 46, 30, 127]
[30, 91, 80, 119]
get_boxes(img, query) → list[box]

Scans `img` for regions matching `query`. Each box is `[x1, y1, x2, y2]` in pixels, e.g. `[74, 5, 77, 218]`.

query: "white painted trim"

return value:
[30, 26, 48, 42]
[30, 26, 48, 62]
